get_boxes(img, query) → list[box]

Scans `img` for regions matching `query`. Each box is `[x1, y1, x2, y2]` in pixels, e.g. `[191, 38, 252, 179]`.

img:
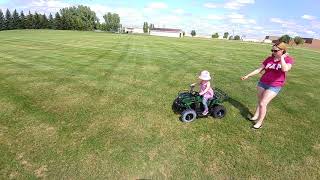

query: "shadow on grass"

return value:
[216, 88, 253, 120]
[226, 97, 253, 120]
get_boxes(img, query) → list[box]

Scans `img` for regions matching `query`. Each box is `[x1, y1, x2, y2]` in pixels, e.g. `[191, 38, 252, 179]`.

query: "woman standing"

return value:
[241, 42, 294, 129]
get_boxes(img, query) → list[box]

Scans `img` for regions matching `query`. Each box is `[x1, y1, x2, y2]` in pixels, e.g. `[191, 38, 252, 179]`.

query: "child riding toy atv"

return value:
[172, 84, 228, 122]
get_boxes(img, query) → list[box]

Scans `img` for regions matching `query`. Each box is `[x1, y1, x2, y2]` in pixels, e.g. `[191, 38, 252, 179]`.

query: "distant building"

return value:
[302, 38, 320, 49]
[264, 36, 320, 50]
[263, 39, 273, 43]
[125, 27, 144, 34]
[265, 36, 280, 43]
[243, 38, 261, 42]
[149, 28, 184, 38]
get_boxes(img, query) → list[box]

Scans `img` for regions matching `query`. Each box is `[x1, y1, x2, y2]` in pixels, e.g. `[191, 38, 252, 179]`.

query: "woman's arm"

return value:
[241, 65, 265, 80]
[280, 54, 292, 72]
[199, 82, 211, 95]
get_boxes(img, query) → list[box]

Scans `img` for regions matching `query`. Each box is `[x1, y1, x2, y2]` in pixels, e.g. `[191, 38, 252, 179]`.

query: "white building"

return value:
[150, 28, 184, 38]
[263, 39, 273, 43]
[124, 27, 144, 34]
[242, 38, 261, 42]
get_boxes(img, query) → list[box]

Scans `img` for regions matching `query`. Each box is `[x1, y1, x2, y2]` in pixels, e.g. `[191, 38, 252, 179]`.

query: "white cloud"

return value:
[207, 14, 224, 20]
[144, 2, 168, 12]
[227, 13, 255, 24]
[224, 2, 241, 9]
[116, 8, 145, 27]
[173, 8, 184, 14]
[302, 14, 316, 20]
[236, 0, 255, 3]
[228, 13, 244, 19]
[224, 0, 255, 9]
[253, 26, 263, 30]
[311, 21, 320, 29]
[230, 18, 255, 24]
[305, 30, 316, 35]
[286, 31, 299, 37]
[270, 18, 284, 24]
[270, 18, 295, 27]
[30, 0, 70, 12]
[87, 4, 110, 20]
[156, 15, 181, 27]
[204, 3, 218, 8]
[30, 0, 68, 7]
[12, 0, 71, 14]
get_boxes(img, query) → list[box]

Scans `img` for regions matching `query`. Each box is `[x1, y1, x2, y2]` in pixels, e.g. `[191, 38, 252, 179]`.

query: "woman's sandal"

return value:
[247, 116, 258, 121]
[251, 124, 263, 129]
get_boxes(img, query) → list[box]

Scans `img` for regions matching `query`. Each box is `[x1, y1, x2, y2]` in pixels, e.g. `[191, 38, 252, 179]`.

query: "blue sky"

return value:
[1, 0, 319, 39]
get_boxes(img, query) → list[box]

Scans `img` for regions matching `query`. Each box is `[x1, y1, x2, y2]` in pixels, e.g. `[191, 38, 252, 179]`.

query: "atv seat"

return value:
[207, 95, 217, 105]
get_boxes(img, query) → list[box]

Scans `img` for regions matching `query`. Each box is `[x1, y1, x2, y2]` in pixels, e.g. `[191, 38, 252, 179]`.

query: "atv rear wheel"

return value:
[211, 105, 226, 118]
[172, 98, 181, 114]
[181, 109, 197, 123]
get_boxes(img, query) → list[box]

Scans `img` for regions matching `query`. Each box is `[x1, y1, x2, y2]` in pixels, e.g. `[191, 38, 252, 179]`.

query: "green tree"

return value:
[5, 9, 13, 30]
[0, 9, 5, 30]
[33, 12, 41, 29]
[191, 30, 196, 37]
[12, 9, 19, 29]
[102, 12, 112, 31]
[278, 34, 291, 44]
[294, 36, 304, 45]
[60, 5, 98, 31]
[212, 32, 219, 38]
[228, 35, 233, 40]
[234, 35, 240, 40]
[41, 14, 49, 29]
[143, 22, 148, 33]
[48, 13, 54, 29]
[94, 18, 100, 30]
[54, 12, 62, 29]
[223, 32, 229, 39]
[19, 11, 26, 29]
[103, 12, 120, 32]
[149, 23, 154, 30]
[26, 11, 35, 29]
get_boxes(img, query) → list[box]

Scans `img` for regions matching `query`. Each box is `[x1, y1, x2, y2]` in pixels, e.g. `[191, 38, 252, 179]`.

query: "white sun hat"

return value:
[198, 70, 211, 80]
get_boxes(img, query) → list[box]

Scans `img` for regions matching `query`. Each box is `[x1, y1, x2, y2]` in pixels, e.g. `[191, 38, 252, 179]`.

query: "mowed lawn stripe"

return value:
[0, 30, 319, 179]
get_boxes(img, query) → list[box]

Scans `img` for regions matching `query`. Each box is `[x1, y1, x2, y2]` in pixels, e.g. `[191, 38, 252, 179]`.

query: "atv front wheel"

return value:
[211, 105, 226, 118]
[181, 109, 197, 123]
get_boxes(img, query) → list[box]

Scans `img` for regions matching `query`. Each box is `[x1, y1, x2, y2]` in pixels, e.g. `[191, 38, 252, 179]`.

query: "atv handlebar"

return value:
[189, 83, 196, 93]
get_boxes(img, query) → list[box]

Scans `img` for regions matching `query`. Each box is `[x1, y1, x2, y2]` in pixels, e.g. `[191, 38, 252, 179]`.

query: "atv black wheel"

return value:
[172, 98, 181, 113]
[211, 105, 226, 118]
[181, 109, 197, 123]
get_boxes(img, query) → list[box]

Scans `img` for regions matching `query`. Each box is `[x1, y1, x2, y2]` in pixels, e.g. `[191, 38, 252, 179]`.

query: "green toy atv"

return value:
[172, 84, 228, 122]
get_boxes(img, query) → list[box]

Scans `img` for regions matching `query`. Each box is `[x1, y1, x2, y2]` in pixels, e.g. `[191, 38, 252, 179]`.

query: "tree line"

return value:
[209, 32, 305, 45]
[0, 6, 121, 32]
[278, 34, 304, 45]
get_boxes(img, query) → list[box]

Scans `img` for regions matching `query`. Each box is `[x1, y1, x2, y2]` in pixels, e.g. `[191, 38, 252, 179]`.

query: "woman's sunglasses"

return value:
[271, 49, 280, 53]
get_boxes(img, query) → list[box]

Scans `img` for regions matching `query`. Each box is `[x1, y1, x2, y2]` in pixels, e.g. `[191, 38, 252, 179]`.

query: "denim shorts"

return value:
[257, 81, 282, 94]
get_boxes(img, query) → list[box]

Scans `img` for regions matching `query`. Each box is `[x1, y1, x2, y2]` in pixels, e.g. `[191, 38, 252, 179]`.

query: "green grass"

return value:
[0, 30, 319, 179]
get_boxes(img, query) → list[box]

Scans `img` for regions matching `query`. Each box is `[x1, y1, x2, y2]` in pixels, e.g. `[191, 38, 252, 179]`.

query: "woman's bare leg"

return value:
[254, 90, 278, 128]
[251, 86, 265, 120]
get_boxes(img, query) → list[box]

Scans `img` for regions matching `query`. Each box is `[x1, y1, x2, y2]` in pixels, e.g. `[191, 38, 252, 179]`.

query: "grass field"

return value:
[1, 30, 320, 179]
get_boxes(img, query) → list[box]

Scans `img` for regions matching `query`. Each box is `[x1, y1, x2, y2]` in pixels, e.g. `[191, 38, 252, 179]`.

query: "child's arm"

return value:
[190, 82, 198, 87]
[199, 82, 211, 95]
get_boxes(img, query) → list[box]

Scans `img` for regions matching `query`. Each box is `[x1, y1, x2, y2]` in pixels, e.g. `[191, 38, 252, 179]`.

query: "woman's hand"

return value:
[241, 75, 249, 80]
[281, 53, 287, 59]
